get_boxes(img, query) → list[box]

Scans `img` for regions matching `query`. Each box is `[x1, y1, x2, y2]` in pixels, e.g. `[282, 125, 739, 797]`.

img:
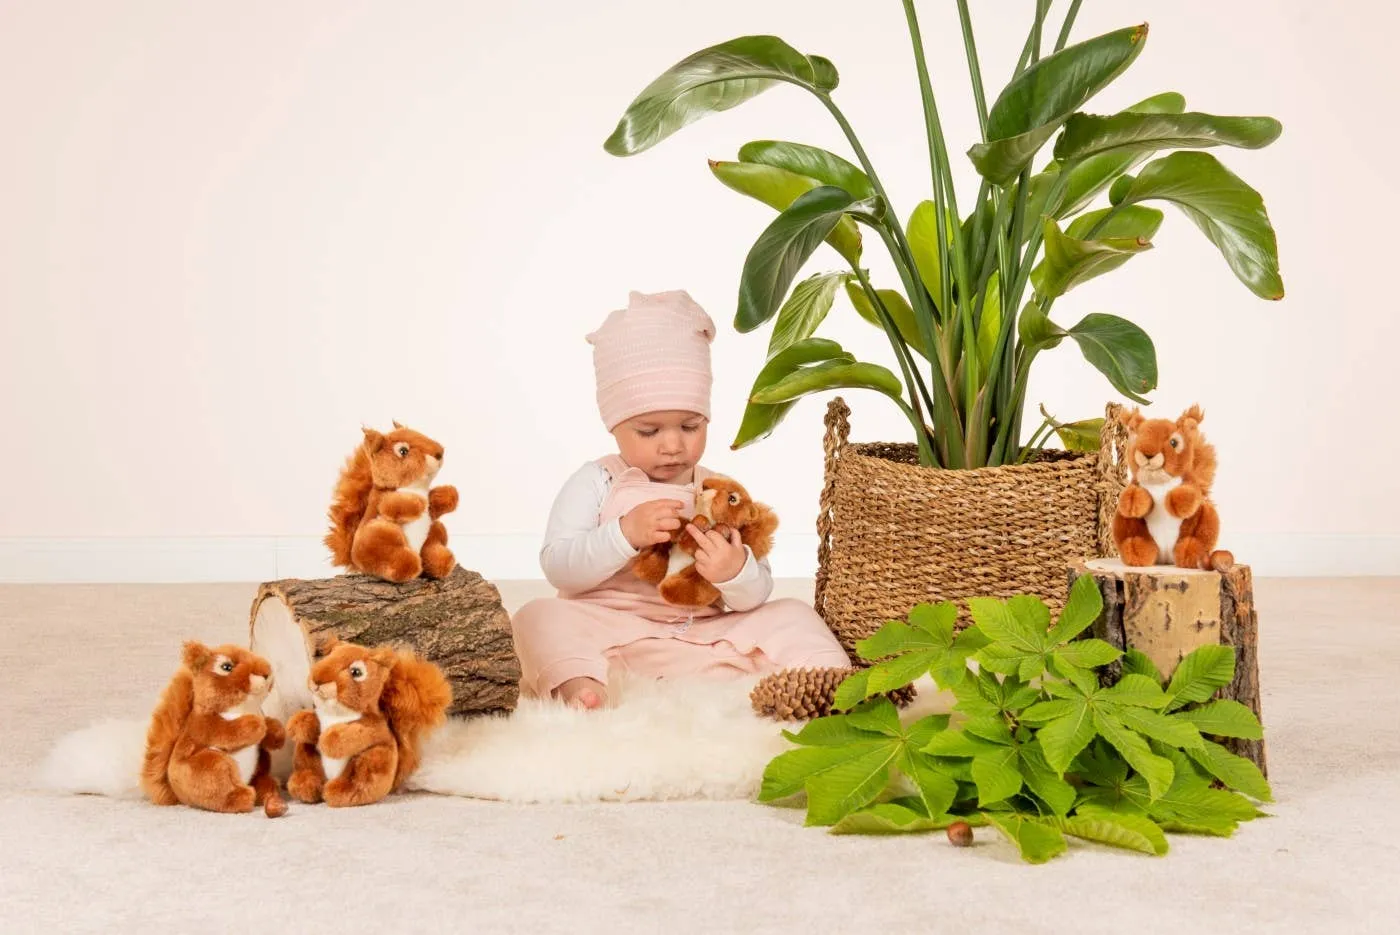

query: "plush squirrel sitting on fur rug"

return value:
[632, 476, 778, 607]
[141, 642, 288, 817]
[325, 423, 459, 582]
[1113, 405, 1234, 571]
[286, 638, 451, 808]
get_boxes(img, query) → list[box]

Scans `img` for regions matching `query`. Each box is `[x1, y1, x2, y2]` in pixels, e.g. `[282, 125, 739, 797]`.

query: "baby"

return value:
[511, 290, 851, 709]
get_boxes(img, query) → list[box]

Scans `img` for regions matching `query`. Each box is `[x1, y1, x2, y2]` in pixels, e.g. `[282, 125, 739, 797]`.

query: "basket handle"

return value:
[814, 397, 851, 620]
[1097, 402, 1129, 557]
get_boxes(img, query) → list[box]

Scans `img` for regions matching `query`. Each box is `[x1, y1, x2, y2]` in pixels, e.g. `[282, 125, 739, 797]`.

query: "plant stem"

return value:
[1030, 0, 1046, 66]
[1012, 0, 1053, 78]
[1054, 0, 1084, 52]
[955, 0, 989, 139]
[854, 266, 939, 467]
[901, 0, 954, 318]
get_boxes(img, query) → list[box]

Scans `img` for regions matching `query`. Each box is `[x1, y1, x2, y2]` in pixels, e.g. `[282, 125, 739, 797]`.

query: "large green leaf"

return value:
[906, 200, 957, 304]
[1093, 711, 1174, 800]
[709, 161, 863, 264]
[732, 336, 852, 450]
[738, 140, 874, 199]
[783, 714, 886, 748]
[759, 740, 891, 802]
[1023, 91, 1186, 231]
[1162, 644, 1237, 711]
[976, 273, 1002, 372]
[1031, 218, 1153, 301]
[1049, 574, 1105, 643]
[828, 802, 955, 835]
[738, 186, 881, 332]
[986, 813, 1069, 864]
[867, 649, 942, 694]
[1112, 707, 1205, 750]
[765, 272, 847, 356]
[1051, 416, 1104, 452]
[968, 25, 1149, 184]
[1051, 812, 1169, 855]
[1172, 700, 1263, 740]
[1054, 639, 1122, 670]
[1111, 151, 1284, 299]
[1186, 739, 1273, 802]
[845, 281, 931, 359]
[1056, 111, 1282, 162]
[605, 36, 818, 155]
[749, 359, 903, 404]
[1121, 649, 1165, 683]
[972, 748, 1024, 806]
[804, 743, 903, 825]
[1065, 313, 1158, 404]
[898, 749, 960, 819]
[1098, 674, 1169, 708]
[855, 620, 944, 661]
[1037, 697, 1097, 774]
[1019, 743, 1077, 816]
[832, 668, 873, 712]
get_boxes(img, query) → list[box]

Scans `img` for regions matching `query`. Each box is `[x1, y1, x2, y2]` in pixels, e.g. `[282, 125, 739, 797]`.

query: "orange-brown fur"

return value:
[325, 423, 459, 582]
[141, 642, 287, 818]
[1113, 405, 1234, 571]
[633, 476, 780, 607]
[286, 639, 452, 808]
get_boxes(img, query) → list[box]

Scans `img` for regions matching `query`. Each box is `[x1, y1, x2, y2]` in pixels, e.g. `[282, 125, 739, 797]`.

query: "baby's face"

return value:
[612, 411, 707, 483]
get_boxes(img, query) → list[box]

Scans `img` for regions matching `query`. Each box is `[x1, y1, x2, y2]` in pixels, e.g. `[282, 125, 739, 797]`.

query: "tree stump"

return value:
[249, 567, 519, 729]
[1068, 557, 1266, 775]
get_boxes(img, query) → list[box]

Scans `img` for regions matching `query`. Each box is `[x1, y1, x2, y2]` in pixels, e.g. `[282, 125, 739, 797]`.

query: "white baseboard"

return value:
[0, 533, 1396, 584]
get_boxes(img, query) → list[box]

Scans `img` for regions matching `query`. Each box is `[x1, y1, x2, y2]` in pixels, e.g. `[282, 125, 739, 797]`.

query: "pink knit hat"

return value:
[586, 290, 716, 430]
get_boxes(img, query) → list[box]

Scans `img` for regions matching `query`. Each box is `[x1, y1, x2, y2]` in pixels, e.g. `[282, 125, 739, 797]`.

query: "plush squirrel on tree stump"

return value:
[286, 639, 451, 808]
[1113, 405, 1234, 571]
[141, 642, 288, 817]
[326, 423, 459, 582]
[632, 476, 778, 607]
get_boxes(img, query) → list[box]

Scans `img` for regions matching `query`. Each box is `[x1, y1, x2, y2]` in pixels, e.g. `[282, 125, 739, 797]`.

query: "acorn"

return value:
[946, 821, 974, 847]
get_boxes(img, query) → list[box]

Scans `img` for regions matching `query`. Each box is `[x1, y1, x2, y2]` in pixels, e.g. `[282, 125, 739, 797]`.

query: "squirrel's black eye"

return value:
[219, 661, 234, 673]
[1169, 438, 1180, 449]
[350, 665, 366, 680]
[395, 445, 409, 458]
[729, 493, 741, 505]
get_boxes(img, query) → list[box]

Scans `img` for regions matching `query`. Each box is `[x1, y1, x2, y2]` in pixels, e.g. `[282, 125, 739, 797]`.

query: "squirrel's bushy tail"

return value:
[140, 669, 194, 806]
[381, 650, 452, 790]
[326, 445, 373, 567]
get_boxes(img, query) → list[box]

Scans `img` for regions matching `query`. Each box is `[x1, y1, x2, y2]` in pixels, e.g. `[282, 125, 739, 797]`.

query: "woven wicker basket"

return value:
[814, 397, 1128, 655]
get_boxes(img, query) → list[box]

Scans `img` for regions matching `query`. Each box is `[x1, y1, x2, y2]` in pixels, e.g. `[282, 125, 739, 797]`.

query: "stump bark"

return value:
[1068, 557, 1266, 774]
[248, 567, 519, 725]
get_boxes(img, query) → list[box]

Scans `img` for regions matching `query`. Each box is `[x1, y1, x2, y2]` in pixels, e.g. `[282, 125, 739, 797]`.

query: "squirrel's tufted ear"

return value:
[182, 641, 211, 671]
[370, 647, 398, 669]
[362, 427, 385, 453]
[316, 636, 342, 657]
[1177, 404, 1205, 433]
[1117, 407, 1145, 432]
[391, 420, 406, 431]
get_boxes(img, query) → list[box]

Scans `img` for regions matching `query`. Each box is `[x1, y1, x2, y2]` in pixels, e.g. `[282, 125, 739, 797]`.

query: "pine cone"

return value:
[750, 667, 917, 721]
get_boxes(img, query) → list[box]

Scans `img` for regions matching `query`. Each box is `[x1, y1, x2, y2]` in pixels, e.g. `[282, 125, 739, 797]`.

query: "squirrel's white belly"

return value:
[398, 486, 431, 554]
[220, 699, 263, 784]
[315, 699, 362, 782]
[1140, 476, 1184, 563]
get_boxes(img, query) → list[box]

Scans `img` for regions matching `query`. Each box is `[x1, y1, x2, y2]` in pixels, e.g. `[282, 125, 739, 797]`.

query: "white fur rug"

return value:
[41, 675, 793, 804]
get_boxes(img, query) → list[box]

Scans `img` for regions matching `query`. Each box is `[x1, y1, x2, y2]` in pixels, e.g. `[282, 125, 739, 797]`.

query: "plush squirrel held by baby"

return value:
[326, 423, 458, 582]
[286, 639, 451, 808]
[1113, 405, 1234, 572]
[141, 642, 288, 818]
[633, 476, 778, 607]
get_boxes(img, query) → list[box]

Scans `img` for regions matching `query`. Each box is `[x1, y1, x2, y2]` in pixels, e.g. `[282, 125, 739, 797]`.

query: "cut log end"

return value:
[1070, 557, 1266, 776]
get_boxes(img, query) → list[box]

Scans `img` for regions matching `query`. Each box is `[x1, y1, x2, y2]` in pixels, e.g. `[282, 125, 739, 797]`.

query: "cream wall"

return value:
[1, 0, 1395, 581]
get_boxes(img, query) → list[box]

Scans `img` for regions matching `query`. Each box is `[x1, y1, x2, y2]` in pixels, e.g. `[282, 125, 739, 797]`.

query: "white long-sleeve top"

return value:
[539, 462, 774, 612]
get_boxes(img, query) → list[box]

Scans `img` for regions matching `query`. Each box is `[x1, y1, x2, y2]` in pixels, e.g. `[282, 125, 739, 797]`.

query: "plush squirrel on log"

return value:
[1113, 405, 1234, 571]
[632, 476, 778, 607]
[286, 639, 451, 808]
[326, 423, 459, 582]
[141, 643, 288, 817]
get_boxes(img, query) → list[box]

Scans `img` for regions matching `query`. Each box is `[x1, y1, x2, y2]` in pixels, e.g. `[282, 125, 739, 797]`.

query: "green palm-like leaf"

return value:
[1032, 218, 1153, 300]
[605, 36, 818, 156]
[1056, 111, 1282, 162]
[738, 186, 882, 332]
[738, 140, 874, 199]
[765, 272, 847, 356]
[1051, 813, 1169, 855]
[1064, 313, 1158, 404]
[1094, 711, 1175, 800]
[828, 802, 955, 835]
[1050, 574, 1106, 643]
[732, 336, 852, 450]
[749, 359, 903, 404]
[1065, 205, 1164, 241]
[1111, 152, 1284, 299]
[986, 813, 1069, 864]
[1162, 644, 1237, 711]
[845, 281, 931, 359]
[968, 25, 1149, 184]
[1186, 739, 1273, 802]
[1172, 699, 1263, 740]
[709, 161, 863, 264]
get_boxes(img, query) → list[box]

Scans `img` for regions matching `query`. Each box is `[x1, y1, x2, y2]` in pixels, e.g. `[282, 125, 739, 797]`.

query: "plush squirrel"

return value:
[141, 642, 288, 818]
[286, 638, 451, 808]
[633, 476, 779, 607]
[325, 423, 459, 582]
[1113, 405, 1234, 571]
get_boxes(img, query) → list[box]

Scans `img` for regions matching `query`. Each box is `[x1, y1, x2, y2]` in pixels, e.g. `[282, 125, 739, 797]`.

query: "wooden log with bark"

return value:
[248, 568, 519, 732]
[1068, 557, 1266, 775]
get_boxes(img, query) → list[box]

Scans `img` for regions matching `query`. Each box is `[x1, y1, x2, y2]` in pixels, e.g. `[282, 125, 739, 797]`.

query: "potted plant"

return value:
[604, 2, 1282, 645]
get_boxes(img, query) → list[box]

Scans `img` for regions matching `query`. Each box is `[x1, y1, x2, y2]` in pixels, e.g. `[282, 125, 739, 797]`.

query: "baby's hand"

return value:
[688, 524, 748, 585]
[620, 499, 685, 550]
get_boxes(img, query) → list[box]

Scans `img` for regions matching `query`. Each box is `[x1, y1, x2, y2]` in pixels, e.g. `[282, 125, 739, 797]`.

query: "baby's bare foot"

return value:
[555, 677, 607, 710]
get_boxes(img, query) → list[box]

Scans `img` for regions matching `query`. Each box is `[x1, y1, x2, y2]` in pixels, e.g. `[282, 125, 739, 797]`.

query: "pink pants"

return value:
[511, 597, 851, 699]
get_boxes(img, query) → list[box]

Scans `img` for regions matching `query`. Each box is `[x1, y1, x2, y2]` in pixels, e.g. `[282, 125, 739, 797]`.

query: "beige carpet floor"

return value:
[1, 577, 1397, 934]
